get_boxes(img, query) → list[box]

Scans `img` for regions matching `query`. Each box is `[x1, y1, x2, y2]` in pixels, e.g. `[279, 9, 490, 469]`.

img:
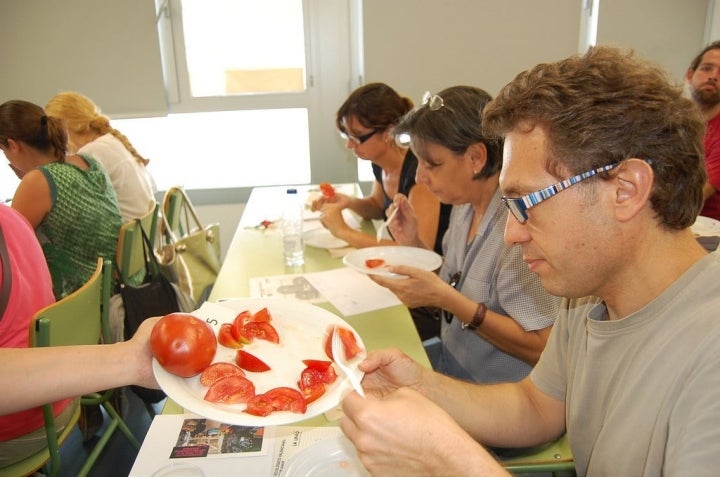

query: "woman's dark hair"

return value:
[0, 100, 67, 162]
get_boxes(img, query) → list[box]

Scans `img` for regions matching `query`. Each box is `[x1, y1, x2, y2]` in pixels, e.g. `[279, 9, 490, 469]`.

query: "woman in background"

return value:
[46, 91, 156, 221]
[313, 83, 452, 343]
[313, 83, 451, 255]
[0, 100, 122, 300]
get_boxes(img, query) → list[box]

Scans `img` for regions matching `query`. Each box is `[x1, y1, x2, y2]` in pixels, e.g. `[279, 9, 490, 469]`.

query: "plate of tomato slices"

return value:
[152, 298, 366, 426]
[342, 246, 443, 278]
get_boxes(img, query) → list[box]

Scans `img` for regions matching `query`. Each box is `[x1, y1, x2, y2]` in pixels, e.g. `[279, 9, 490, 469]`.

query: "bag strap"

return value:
[117, 219, 159, 287]
[162, 186, 205, 240]
[0, 225, 12, 320]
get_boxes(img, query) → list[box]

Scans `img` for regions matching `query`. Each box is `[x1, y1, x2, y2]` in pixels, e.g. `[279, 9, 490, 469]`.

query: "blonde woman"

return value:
[46, 92, 156, 221]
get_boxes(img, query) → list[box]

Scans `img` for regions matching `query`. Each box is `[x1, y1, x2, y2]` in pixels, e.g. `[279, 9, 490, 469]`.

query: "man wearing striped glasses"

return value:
[340, 46, 719, 476]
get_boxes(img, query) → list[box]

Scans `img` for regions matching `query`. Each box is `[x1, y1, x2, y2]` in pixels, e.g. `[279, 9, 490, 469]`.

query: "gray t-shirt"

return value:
[531, 253, 720, 476]
[437, 190, 559, 383]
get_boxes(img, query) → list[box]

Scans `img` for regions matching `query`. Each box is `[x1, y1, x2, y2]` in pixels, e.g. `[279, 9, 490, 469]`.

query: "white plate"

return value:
[153, 299, 365, 426]
[691, 215, 720, 236]
[281, 436, 369, 477]
[342, 246, 443, 278]
[304, 227, 349, 249]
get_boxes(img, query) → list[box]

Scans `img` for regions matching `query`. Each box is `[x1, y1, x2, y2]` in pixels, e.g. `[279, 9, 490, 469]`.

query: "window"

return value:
[118, 0, 359, 194]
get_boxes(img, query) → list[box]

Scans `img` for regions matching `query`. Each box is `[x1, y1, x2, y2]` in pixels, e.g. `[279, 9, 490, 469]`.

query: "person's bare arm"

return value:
[11, 170, 52, 228]
[0, 317, 159, 415]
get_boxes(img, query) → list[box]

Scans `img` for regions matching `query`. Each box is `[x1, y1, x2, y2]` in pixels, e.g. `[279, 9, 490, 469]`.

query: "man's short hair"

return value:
[483, 46, 706, 229]
[688, 40, 720, 72]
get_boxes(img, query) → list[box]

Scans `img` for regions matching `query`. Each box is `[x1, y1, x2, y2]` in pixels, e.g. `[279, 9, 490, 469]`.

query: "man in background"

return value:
[687, 40, 720, 220]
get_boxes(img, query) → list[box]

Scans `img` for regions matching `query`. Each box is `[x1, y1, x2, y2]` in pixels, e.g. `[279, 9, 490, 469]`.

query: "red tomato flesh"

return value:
[204, 375, 255, 404]
[150, 313, 217, 378]
[236, 350, 271, 372]
[244, 322, 279, 343]
[319, 182, 336, 199]
[365, 258, 386, 268]
[324, 326, 363, 361]
[200, 362, 245, 387]
[218, 323, 244, 349]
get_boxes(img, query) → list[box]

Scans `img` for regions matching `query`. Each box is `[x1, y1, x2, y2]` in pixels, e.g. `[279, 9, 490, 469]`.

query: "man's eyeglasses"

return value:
[422, 91, 444, 111]
[339, 129, 378, 145]
[501, 162, 620, 224]
[442, 271, 462, 323]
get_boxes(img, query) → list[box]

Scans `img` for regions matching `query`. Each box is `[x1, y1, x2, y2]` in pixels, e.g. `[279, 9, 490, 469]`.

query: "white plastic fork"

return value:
[376, 207, 399, 242]
[332, 326, 365, 397]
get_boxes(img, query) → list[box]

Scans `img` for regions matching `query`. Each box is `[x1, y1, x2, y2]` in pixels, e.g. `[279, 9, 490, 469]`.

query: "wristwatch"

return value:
[461, 303, 487, 331]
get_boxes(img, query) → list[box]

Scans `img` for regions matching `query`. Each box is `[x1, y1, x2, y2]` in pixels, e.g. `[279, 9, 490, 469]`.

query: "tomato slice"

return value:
[324, 326, 363, 361]
[319, 182, 336, 199]
[251, 307, 272, 323]
[300, 383, 326, 404]
[203, 375, 255, 403]
[200, 362, 245, 387]
[365, 258, 386, 268]
[236, 350, 271, 372]
[299, 367, 323, 390]
[218, 323, 244, 349]
[264, 387, 307, 414]
[245, 394, 275, 416]
[244, 322, 279, 344]
[302, 359, 333, 372]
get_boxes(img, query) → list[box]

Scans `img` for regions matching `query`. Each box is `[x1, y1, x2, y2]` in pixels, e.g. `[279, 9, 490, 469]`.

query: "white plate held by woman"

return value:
[343, 246, 442, 278]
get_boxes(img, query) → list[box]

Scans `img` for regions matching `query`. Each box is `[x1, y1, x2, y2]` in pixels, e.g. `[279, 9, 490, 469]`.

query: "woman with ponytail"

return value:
[46, 91, 156, 221]
[0, 100, 122, 300]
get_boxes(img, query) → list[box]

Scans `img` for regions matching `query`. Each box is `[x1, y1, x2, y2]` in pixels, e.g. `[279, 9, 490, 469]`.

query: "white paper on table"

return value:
[129, 414, 343, 477]
[302, 268, 402, 316]
[249, 268, 402, 316]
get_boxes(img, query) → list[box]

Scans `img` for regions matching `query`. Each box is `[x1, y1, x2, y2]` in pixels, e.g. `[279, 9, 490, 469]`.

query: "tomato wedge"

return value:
[204, 375, 255, 403]
[365, 258, 386, 268]
[218, 323, 244, 349]
[251, 307, 272, 323]
[200, 362, 245, 387]
[244, 322, 279, 343]
[236, 350, 271, 372]
[245, 393, 275, 416]
[302, 359, 333, 372]
[265, 387, 307, 414]
[245, 387, 307, 416]
[300, 383, 326, 404]
[324, 326, 363, 361]
[319, 182, 336, 199]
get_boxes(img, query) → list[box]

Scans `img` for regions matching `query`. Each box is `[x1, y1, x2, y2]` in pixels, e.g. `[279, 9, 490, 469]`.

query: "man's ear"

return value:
[685, 68, 694, 83]
[614, 158, 653, 222]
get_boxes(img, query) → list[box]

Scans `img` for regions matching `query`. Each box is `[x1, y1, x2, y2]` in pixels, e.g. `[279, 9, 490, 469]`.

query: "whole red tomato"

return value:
[150, 313, 217, 378]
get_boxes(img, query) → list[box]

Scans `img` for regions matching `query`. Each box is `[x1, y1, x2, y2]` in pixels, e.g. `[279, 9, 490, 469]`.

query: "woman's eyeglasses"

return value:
[422, 91, 444, 111]
[339, 129, 378, 145]
[442, 271, 462, 323]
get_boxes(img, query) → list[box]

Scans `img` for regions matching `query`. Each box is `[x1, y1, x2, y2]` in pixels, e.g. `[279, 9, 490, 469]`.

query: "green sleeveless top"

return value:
[37, 154, 122, 299]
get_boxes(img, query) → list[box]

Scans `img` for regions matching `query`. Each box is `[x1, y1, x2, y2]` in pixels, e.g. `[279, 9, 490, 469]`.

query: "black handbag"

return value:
[118, 219, 180, 403]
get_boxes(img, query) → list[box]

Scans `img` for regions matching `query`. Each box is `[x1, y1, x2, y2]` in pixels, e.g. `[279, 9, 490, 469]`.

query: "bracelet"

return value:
[461, 303, 487, 331]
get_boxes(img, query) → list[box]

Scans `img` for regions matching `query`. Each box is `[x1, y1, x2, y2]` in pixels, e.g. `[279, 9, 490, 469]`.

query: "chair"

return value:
[116, 202, 159, 286]
[500, 433, 575, 475]
[162, 186, 188, 239]
[0, 258, 140, 477]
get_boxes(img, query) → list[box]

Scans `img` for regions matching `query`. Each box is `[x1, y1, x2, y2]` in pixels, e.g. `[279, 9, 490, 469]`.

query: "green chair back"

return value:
[116, 202, 159, 285]
[501, 433, 575, 475]
[162, 186, 188, 238]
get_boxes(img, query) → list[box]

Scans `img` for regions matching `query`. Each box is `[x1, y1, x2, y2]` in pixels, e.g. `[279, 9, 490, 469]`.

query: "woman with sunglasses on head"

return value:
[371, 86, 560, 381]
[312, 83, 451, 256]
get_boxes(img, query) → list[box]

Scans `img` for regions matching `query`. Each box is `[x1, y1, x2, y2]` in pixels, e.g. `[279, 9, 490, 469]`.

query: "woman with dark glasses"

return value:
[312, 83, 451, 257]
[371, 86, 559, 382]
